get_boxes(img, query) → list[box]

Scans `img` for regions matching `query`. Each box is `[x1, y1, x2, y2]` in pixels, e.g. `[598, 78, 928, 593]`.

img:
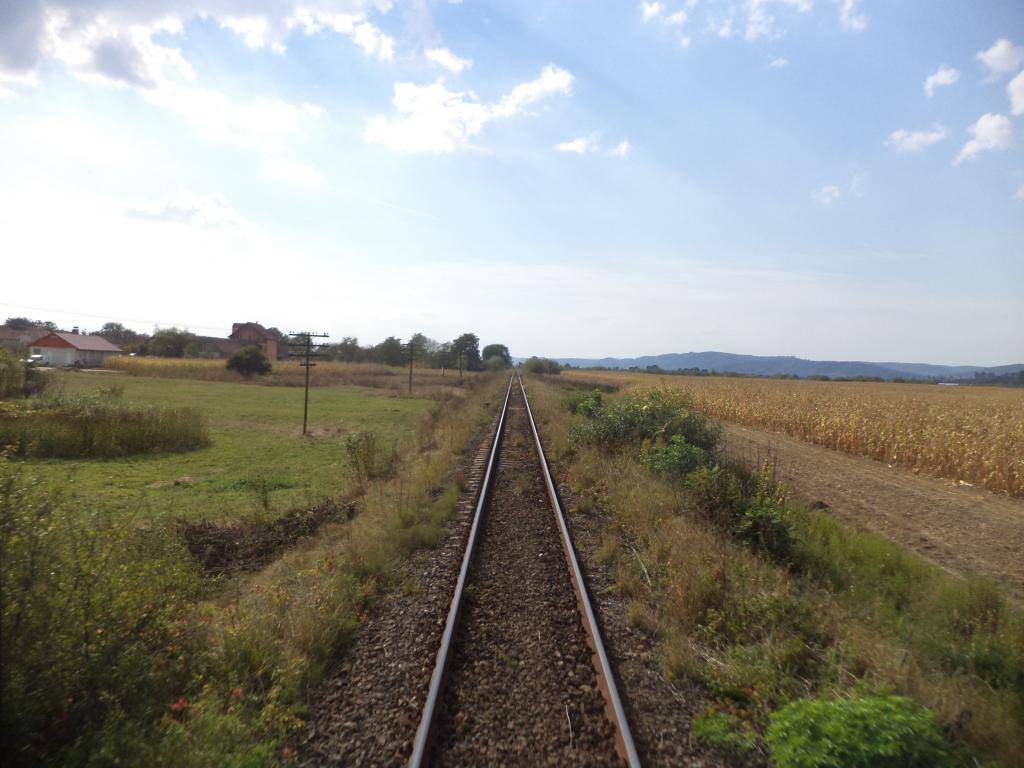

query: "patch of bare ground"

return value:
[721, 422, 1024, 603]
[291, 410, 497, 766]
[179, 499, 356, 575]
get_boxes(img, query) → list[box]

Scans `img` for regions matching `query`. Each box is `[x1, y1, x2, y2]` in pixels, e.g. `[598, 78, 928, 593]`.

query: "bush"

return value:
[641, 435, 706, 479]
[345, 431, 398, 485]
[225, 346, 271, 378]
[0, 350, 47, 399]
[766, 695, 952, 768]
[570, 389, 720, 452]
[566, 389, 604, 418]
[0, 391, 208, 458]
[522, 357, 561, 375]
[0, 468, 205, 764]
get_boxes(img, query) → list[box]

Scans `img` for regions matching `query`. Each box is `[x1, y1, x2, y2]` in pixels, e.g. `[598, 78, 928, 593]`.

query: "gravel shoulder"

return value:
[720, 422, 1024, 603]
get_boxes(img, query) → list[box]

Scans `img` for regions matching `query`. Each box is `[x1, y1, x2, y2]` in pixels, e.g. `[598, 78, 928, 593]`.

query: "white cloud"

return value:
[924, 64, 959, 98]
[290, 9, 395, 61]
[976, 38, 1024, 80]
[814, 185, 842, 205]
[836, 0, 867, 32]
[221, 16, 271, 50]
[954, 113, 1013, 165]
[364, 65, 574, 154]
[745, 0, 813, 42]
[263, 157, 323, 186]
[1009, 70, 1024, 116]
[641, 2, 664, 21]
[887, 125, 946, 152]
[555, 135, 600, 154]
[769, 57, 789, 68]
[124, 191, 247, 229]
[425, 47, 472, 73]
[610, 139, 632, 157]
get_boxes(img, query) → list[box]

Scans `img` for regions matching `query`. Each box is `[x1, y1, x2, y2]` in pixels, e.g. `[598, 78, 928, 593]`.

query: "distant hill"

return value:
[537, 351, 1024, 381]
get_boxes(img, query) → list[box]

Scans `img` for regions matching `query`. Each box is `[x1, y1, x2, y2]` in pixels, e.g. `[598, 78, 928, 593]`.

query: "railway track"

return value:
[408, 372, 641, 767]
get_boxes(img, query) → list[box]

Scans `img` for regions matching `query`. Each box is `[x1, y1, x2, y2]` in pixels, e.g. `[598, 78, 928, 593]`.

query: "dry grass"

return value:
[104, 356, 478, 399]
[524, 373, 1024, 766]
[566, 370, 1024, 497]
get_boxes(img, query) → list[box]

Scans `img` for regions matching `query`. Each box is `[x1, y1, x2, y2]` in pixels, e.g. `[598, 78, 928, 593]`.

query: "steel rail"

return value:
[516, 371, 643, 768]
[407, 373, 515, 768]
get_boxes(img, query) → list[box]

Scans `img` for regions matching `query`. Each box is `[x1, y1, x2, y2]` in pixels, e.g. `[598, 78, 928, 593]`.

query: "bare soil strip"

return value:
[721, 422, 1024, 603]
[429, 389, 619, 766]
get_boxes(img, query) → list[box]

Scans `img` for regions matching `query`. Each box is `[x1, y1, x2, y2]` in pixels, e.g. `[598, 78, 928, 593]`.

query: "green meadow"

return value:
[22, 371, 434, 521]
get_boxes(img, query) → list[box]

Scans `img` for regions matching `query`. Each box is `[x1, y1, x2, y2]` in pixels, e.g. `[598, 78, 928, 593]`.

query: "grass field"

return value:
[2, 367, 505, 765]
[19, 372, 435, 521]
[566, 371, 1024, 497]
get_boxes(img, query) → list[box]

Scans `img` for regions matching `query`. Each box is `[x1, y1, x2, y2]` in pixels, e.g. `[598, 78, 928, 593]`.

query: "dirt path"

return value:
[720, 422, 1024, 603]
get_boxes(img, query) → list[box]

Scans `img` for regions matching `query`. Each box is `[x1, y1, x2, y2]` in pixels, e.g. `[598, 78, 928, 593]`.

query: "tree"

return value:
[451, 333, 481, 371]
[373, 336, 405, 367]
[146, 328, 196, 358]
[482, 343, 512, 367]
[226, 345, 272, 377]
[5, 317, 57, 331]
[523, 357, 561, 375]
[95, 322, 144, 347]
[331, 336, 364, 362]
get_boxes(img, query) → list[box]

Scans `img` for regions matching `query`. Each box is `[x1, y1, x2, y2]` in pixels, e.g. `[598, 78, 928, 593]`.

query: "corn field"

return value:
[569, 372, 1024, 497]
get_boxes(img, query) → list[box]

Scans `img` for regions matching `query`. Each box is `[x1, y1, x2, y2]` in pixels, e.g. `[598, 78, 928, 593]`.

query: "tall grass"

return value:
[525, 374, 1024, 766]
[0, 390, 208, 458]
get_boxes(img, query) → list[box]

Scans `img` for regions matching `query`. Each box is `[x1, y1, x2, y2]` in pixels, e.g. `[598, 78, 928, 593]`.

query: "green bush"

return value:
[766, 695, 952, 768]
[345, 431, 398, 485]
[0, 468, 205, 765]
[641, 435, 707, 479]
[0, 350, 48, 399]
[0, 391, 208, 458]
[522, 357, 561, 375]
[570, 389, 720, 452]
[566, 388, 604, 417]
[225, 346, 272, 378]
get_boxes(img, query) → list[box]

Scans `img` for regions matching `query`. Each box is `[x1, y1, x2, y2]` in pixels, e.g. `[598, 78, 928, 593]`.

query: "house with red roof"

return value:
[29, 328, 122, 367]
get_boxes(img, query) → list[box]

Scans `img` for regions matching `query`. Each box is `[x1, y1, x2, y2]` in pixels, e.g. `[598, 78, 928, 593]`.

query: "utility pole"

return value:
[408, 337, 415, 395]
[288, 331, 329, 435]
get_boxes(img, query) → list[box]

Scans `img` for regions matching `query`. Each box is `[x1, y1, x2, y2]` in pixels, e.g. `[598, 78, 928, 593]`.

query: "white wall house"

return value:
[29, 330, 122, 367]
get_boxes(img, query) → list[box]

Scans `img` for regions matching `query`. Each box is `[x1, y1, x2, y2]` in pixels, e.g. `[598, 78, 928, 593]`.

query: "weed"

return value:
[692, 710, 757, 758]
[766, 695, 953, 768]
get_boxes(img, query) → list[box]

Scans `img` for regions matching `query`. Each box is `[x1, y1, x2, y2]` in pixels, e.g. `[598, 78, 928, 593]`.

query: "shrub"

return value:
[0, 469, 205, 764]
[226, 346, 271, 378]
[345, 431, 398, 485]
[641, 436, 706, 479]
[766, 695, 952, 768]
[566, 388, 604, 417]
[0, 350, 48, 399]
[570, 389, 719, 452]
[522, 357, 561, 375]
[0, 391, 208, 458]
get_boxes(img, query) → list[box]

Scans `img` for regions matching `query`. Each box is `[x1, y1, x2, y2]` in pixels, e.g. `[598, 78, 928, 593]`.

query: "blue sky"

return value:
[1, 0, 1022, 365]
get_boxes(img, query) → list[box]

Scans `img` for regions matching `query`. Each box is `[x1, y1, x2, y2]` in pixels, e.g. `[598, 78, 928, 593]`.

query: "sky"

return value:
[0, 0, 1022, 366]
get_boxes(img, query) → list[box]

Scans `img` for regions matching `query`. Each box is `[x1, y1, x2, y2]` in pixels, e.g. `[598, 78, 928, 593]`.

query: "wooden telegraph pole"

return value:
[288, 331, 329, 435]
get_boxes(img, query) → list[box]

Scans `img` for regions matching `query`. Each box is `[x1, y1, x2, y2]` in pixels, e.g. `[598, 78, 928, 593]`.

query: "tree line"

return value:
[3, 318, 513, 372]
